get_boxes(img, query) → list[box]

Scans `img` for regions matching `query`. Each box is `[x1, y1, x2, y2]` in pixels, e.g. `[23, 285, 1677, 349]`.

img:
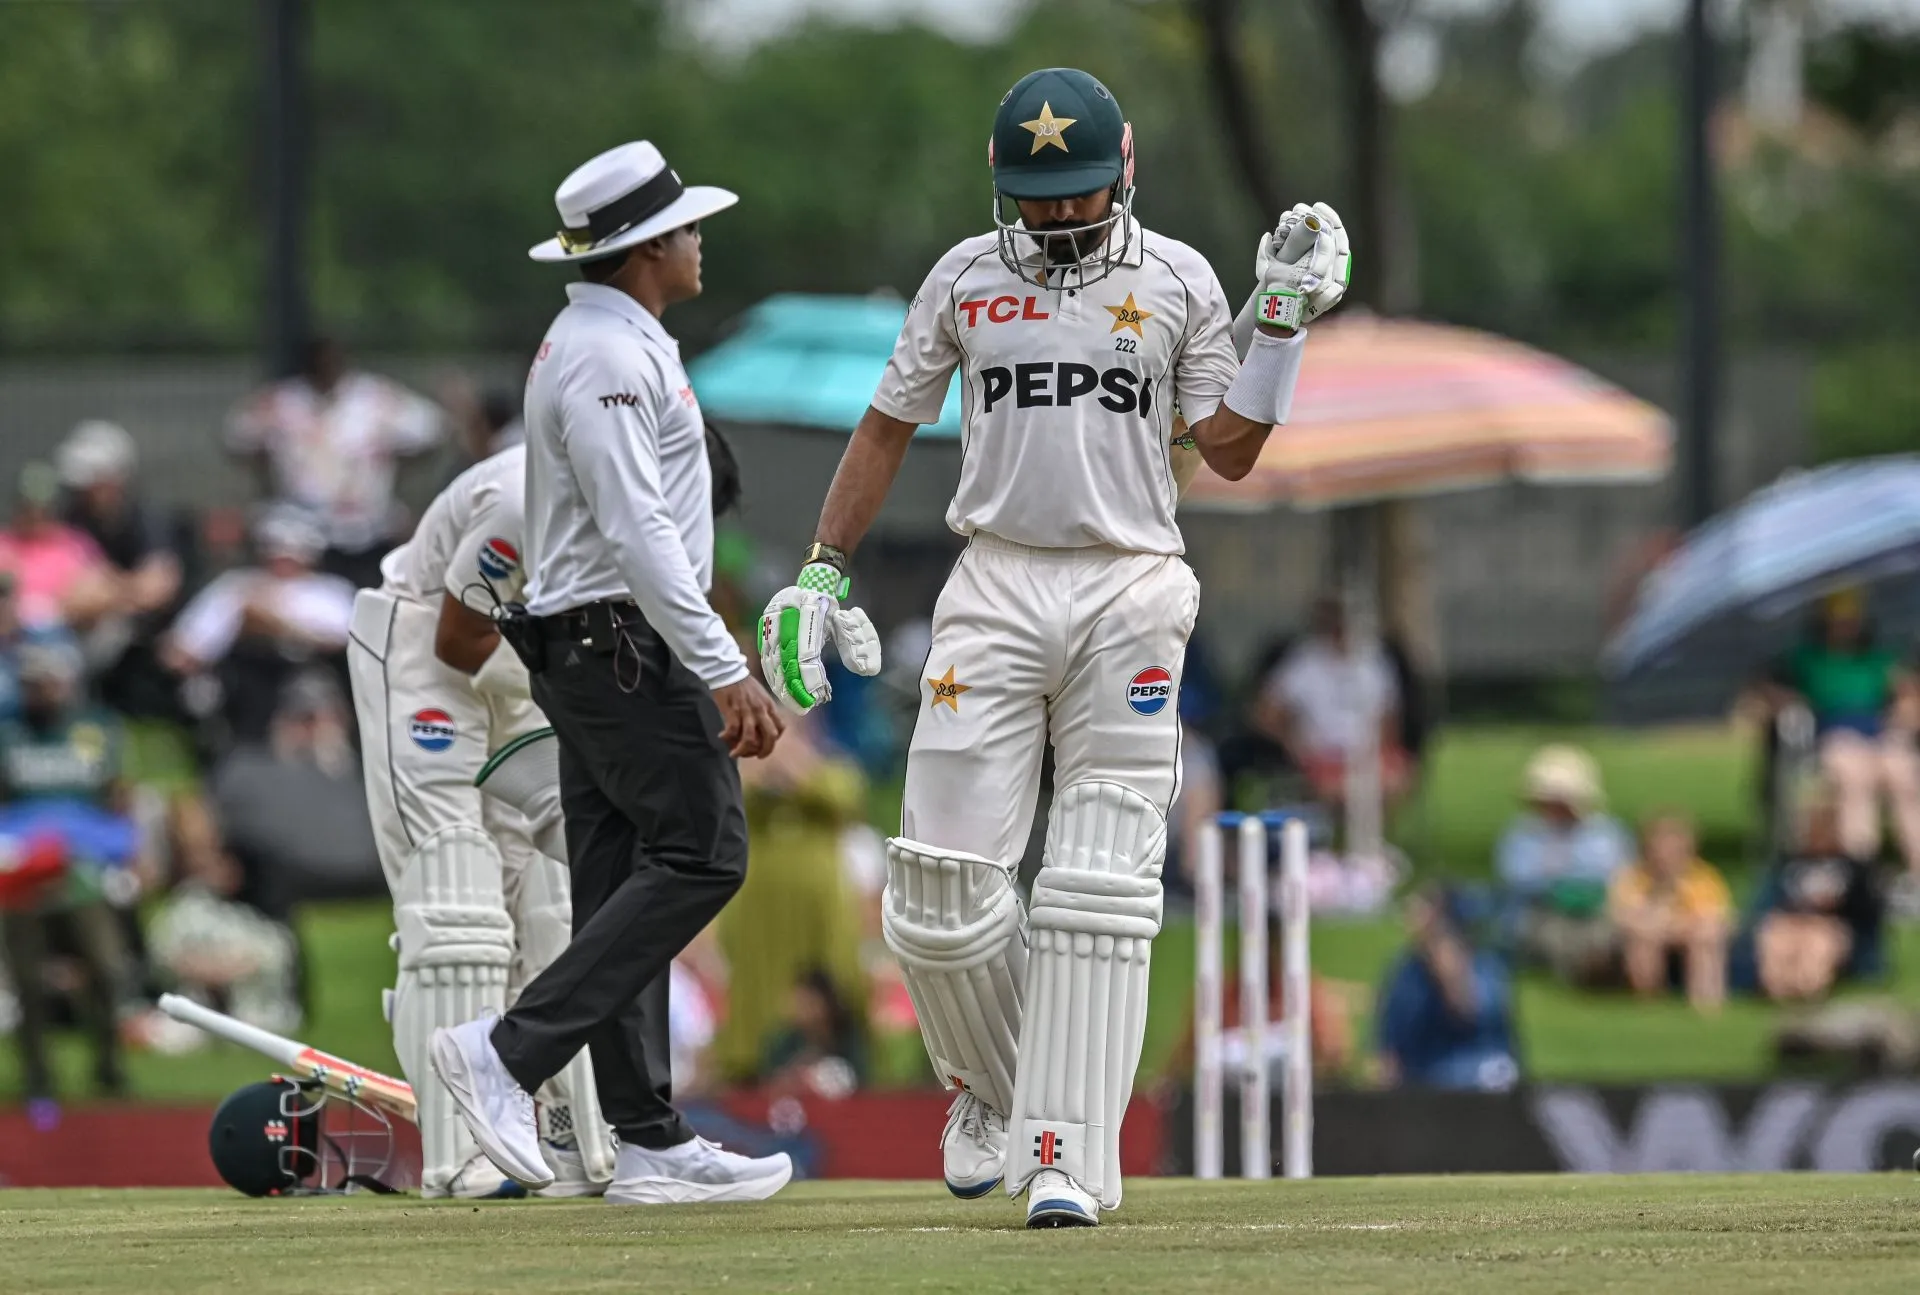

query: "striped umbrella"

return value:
[1604, 457, 1920, 679]
[1183, 315, 1671, 511]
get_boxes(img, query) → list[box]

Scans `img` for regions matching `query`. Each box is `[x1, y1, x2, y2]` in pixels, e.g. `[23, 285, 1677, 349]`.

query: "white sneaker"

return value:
[1025, 1168, 1099, 1228]
[941, 1092, 1007, 1199]
[429, 1018, 554, 1190]
[422, 1152, 526, 1201]
[605, 1136, 793, 1205]
[537, 1142, 610, 1199]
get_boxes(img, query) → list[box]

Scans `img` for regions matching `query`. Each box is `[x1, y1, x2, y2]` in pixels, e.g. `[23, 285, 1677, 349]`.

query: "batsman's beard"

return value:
[1029, 223, 1109, 266]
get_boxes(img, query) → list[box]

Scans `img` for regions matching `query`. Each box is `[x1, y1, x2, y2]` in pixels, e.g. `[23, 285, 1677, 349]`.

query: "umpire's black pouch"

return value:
[494, 601, 547, 673]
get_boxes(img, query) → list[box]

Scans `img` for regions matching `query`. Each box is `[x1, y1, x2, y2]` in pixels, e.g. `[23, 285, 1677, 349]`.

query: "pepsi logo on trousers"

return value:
[1126, 666, 1173, 716]
[410, 708, 457, 752]
[477, 537, 520, 583]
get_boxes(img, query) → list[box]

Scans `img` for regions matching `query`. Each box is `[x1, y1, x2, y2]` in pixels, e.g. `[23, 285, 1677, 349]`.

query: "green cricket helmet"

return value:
[989, 67, 1135, 288]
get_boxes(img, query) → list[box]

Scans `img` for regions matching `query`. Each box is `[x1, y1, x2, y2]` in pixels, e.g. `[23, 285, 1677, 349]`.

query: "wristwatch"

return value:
[803, 541, 849, 575]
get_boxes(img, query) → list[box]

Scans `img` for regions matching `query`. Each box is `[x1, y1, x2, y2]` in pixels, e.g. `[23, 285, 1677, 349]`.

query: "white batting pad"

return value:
[476, 728, 567, 863]
[881, 836, 1027, 1116]
[509, 851, 615, 1184]
[1008, 781, 1166, 1209]
[391, 822, 515, 1195]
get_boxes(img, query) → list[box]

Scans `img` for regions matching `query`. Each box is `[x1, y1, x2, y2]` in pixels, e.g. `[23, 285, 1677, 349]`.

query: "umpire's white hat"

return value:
[528, 141, 738, 264]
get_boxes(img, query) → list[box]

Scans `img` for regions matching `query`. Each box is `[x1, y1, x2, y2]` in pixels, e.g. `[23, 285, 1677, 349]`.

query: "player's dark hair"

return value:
[705, 420, 742, 516]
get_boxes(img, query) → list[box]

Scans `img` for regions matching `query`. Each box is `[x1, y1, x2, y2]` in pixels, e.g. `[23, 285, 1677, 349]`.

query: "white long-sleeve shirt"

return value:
[521, 283, 746, 688]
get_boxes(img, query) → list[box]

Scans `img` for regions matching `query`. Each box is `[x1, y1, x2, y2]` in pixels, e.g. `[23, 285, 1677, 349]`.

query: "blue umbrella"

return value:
[688, 293, 963, 437]
[1605, 456, 1920, 678]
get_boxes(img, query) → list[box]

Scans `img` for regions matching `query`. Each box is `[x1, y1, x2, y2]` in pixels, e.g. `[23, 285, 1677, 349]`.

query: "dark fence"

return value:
[1163, 1081, 1920, 1175]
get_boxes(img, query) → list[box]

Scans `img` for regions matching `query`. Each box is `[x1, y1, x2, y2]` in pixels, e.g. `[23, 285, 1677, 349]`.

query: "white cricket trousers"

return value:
[900, 533, 1201, 861]
[346, 589, 547, 885]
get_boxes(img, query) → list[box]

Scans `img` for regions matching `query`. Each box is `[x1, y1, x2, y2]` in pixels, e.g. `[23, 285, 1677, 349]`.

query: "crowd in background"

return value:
[1156, 584, 1918, 1099]
[7, 351, 1920, 1121]
[0, 341, 439, 1122]
[0, 344, 902, 1122]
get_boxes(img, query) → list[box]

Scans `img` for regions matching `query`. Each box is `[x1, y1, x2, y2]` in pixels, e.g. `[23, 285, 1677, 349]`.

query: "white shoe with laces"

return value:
[1025, 1168, 1100, 1228]
[941, 1091, 1007, 1199]
[605, 1136, 793, 1205]
[428, 1017, 553, 1190]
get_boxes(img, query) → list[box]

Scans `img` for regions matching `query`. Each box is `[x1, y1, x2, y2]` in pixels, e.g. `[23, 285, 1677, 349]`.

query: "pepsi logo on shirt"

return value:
[409, 709, 457, 753]
[1126, 666, 1173, 716]
[477, 537, 520, 583]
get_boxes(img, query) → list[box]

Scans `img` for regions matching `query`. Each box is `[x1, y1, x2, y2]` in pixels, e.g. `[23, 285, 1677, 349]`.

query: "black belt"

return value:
[534, 599, 644, 649]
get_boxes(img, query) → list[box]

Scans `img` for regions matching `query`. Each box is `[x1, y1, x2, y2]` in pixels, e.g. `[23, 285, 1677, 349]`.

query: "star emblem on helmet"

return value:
[927, 666, 971, 712]
[1105, 292, 1154, 337]
[1020, 101, 1076, 154]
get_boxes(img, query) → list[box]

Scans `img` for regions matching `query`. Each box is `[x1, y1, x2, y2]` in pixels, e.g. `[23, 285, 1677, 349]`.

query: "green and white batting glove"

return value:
[1251, 201, 1352, 330]
[757, 547, 883, 716]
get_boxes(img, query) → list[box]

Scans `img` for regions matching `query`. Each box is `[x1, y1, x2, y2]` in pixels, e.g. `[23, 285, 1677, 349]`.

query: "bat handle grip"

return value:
[1273, 212, 1323, 266]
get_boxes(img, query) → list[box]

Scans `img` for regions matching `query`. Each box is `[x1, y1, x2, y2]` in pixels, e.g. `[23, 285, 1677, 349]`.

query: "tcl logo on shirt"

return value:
[958, 295, 1051, 327]
[981, 362, 1154, 416]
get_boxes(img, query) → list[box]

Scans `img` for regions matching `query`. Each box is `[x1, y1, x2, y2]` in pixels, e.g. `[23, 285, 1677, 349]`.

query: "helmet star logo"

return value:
[1105, 292, 1154, 336]
[1021, 101, 1076, 154]
[927, 666, 971, 711]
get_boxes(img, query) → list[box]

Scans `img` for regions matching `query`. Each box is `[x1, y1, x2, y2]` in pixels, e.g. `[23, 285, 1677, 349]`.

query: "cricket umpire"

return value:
[431, 141, 794, 1205]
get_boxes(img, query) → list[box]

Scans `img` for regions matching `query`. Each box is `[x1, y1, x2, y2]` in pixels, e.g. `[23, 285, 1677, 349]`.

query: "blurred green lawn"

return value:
[1404, 722, 1762, 875]
[6, 724, 1909, 1103]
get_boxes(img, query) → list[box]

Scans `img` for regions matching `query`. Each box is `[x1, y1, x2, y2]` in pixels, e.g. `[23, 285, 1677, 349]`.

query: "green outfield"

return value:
[6, 723, 1910, 1100]
[2, 1177, 1916, 1294]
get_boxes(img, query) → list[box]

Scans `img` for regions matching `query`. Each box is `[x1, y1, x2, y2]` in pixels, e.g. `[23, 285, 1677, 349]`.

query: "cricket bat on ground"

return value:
[158, 992, 417, 1124]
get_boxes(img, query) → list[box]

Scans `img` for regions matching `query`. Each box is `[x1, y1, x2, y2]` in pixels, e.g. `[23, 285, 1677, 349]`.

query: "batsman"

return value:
[759, 66, 1349, 1226]
[345, 444, 614, 1198]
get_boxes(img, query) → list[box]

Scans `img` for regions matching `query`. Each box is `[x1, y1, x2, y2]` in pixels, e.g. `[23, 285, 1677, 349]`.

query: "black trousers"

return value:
[490, 615, 748, 1148]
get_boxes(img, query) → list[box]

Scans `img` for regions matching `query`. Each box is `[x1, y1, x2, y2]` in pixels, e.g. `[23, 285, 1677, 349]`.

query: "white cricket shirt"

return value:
[380, 443, 530, 612]
[873, 219, 1297, 555]
[521, 283, 746, 689]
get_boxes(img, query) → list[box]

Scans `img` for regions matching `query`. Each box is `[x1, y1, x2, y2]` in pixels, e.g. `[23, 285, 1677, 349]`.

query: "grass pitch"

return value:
[2, 1176, 1916, 1294]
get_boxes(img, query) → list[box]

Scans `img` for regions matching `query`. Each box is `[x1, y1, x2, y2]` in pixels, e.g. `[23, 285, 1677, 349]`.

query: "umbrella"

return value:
[688, 293, 961, 436]
[1183, 315, 1671, 511]
[1604, 456, 1920, 679]
[1180, 314, 1669, 861]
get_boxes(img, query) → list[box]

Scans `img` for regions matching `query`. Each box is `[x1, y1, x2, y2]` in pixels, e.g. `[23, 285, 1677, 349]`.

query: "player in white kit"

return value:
[345, 443, 614, 1198]
[759, 67, 1350, 1226]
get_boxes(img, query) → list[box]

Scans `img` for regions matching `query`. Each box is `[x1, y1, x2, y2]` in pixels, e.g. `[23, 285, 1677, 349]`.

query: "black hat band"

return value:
[558, 166, 685, 254]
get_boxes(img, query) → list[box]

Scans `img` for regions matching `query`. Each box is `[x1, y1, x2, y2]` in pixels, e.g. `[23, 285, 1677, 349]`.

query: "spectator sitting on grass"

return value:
[761, 967, 868, 1099]
[0, 569, 20, 722]
[1608, 811, 1733, 1013]
[1753, 787, 1887, 1003]
[161, 508, 353, 747]
[1497, 744, 1632, 986]
[0, 462, 106, 630]
[0, 630, 143, 1114]
[57, 421, 193, 768]
[1749, 588, 1920, 875]
[1376, 885, 1518, 1092]
[144, 790, 300, 1035]
[206, 672, 381, 924]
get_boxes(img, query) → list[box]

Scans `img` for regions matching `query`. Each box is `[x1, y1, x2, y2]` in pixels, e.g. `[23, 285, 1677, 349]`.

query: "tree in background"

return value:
[2, 0, 1919, 474]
